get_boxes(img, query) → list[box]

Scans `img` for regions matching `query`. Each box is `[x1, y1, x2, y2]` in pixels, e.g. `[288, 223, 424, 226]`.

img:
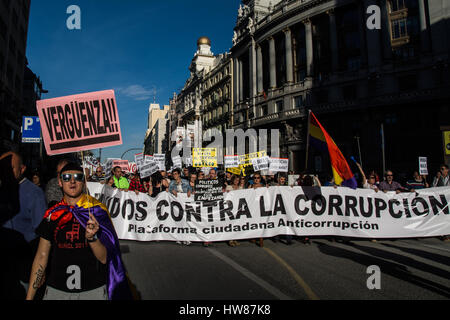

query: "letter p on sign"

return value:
[24, 117, 34, 130]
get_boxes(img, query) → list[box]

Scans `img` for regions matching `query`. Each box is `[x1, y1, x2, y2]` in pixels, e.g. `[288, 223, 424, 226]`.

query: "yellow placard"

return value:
[238, 150, 267, 167]
[227, 166, 242, 175]
[193, 148, 218, 167]
[444, 131, 450, 155]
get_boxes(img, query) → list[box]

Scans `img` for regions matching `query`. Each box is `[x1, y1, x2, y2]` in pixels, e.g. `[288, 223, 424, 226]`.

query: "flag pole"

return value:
[305, 109, 311, 172]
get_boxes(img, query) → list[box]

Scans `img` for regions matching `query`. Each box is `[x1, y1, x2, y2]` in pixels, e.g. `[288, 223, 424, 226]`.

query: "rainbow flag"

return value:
[308, 111, 357, 189]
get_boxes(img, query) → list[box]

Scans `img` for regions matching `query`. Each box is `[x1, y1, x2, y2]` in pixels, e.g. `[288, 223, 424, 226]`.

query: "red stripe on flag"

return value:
[310, 112, 354, 181]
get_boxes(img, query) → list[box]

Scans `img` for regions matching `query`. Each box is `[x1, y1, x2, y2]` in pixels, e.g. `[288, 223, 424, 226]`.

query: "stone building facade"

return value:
[231, 0, 450, 176]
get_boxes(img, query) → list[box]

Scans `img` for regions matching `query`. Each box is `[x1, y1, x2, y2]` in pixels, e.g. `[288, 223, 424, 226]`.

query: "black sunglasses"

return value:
[61, 173, 85, 182]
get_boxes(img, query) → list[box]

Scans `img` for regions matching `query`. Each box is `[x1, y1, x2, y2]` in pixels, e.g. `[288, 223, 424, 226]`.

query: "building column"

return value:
[327, 9, 339, 72]
[303, 19, 313, 77]
[239, 58, 244, 102]
[256, 43, 263, 93]
[233, 57, 239, 105]
[418, 0, 431, 52]
[284, 28, 294, 84]
[380, 0, 392, 61]
[269, 36, 277, 89]
[358, 1, 368, 67]
[250, 38, 257, 98]
[364, 0, 382, 71]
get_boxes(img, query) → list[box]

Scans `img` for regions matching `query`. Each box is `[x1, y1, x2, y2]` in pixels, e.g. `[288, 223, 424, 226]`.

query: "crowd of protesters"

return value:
[88, 163, 450, 196]
[83, 161, 450, 245]
[1, 148, 449, 300]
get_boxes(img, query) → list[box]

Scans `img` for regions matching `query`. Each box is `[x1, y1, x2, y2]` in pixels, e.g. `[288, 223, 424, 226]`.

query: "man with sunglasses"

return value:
[432, 165, 449, 187]
[26, 163, 132, 300]
[89, 166, 105, 183]
[378, 170, 407, 193]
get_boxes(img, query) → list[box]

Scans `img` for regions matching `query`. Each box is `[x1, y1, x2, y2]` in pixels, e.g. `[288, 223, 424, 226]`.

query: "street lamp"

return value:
[121, 148, 143, 160]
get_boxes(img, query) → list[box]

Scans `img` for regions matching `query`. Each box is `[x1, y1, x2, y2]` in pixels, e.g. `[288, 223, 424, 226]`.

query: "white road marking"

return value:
[206, 248, 293, 300]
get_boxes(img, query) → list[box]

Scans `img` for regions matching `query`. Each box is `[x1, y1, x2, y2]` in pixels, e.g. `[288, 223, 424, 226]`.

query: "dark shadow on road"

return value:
[381, 243, 450, 266]
[346, 242, 450, 280]
[314, 241, 450, 298]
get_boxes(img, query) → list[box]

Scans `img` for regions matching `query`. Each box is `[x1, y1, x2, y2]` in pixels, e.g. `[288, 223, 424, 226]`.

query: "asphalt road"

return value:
[120, 237, 450, 300]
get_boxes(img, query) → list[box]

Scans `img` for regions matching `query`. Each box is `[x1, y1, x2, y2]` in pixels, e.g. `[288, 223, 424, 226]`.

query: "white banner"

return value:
[87, 183, 450, 242]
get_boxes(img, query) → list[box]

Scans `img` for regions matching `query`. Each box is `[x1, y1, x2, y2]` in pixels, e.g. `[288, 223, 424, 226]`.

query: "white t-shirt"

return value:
[363, 182, 378, 190]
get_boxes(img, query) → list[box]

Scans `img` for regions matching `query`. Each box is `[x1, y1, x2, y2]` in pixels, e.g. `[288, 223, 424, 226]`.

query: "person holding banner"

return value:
[406, 171, 429, 191]
[128, 171, 147, 195]
[89, 166, 105, 183]
[26, 162, 132, 300]
[249, 173, 266, 189]
[169, 168, 192, 197]
[188, 172, 198, 190]
[379, 170, 408, 193]
[112, 166, 129, 191]
[432, 165, 449, 187]
[225, 175, 242, 191]
[354, 162, 379, 191]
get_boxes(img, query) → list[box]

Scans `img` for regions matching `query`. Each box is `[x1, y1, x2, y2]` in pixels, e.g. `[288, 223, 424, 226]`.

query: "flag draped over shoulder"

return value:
[308, 111, 358, 189]
[45, 195, 133, 300]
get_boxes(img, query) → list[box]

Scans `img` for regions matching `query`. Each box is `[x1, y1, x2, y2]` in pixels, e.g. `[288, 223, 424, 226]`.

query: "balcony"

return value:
[250, 108, 305, 127]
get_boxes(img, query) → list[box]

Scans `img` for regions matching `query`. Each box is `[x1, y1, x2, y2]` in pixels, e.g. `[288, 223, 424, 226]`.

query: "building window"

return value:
[261, 105, 268, 117]
[0, 16, 7, 40]
[293, 96, 303, 108]
[398, 74, 417, 91]
[388, 0, 420, 59]
[275, 100, 284, 113]
[391, 18, 407, 40]
[336, 5, 361, 71]
[342, 85, 357, 100]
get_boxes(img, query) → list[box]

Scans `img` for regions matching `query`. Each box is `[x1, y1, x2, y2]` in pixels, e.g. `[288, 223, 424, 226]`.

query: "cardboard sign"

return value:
[238, 151, 267, 167]
[193, 148, 217, 167]
[252, 156, 270, 172]
[444, 131, 450, 155]
[153, 154, 165, 171]
[112, 160, 129, 172]
[36, 90, 122, 155]
[145, 155, 154, 164]
[135, 153, 144, 167]
[105, 158, 119, 177]
[224, 155, 239, 169]
[140, 161, 159, 179]
[269, 158, 289, 173]
[128, 162, 137, 174]
[21, 116, 41, 143]
[172, 156, 182, 169]
[227, 166, 242, 176]
[418, 157, 428, 176]
[194, 179, 224, 202]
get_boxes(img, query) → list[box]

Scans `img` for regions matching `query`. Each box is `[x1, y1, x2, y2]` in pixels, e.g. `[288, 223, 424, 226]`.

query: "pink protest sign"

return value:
[36, 90, 122, 155]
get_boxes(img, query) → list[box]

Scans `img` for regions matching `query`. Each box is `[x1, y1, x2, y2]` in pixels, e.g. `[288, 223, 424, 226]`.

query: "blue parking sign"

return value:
[22, 116, 41, 143]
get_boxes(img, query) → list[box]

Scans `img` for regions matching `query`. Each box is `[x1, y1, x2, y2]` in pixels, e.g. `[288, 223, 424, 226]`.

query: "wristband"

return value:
[87, 234, 98, 242]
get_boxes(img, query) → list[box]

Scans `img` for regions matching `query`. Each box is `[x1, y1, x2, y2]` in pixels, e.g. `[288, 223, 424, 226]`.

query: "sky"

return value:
[26, 0, 241, 162]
